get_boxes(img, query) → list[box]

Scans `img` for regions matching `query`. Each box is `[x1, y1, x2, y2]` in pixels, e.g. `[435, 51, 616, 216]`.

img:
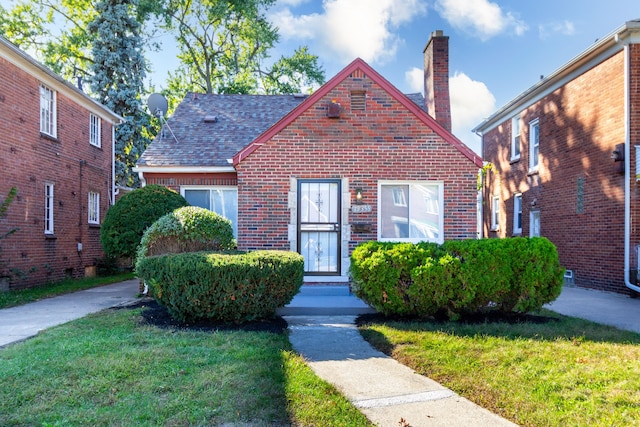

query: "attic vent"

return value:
[351, 91, 366, 111]
[203, 115, 218, 123]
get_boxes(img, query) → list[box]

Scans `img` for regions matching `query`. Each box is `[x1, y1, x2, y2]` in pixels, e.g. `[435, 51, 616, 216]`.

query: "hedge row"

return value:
[136, 250, 304, 323]
[350, 238, 564, 320]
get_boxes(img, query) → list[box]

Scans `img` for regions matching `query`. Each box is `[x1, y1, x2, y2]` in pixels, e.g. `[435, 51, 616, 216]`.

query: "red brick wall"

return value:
[482, 50, 630, 292]
[0, 56, 114, 289]
[235, 72, 479, 252]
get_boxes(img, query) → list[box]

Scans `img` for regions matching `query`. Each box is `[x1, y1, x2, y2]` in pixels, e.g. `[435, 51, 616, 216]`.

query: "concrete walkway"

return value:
[0, 279, 139, 348]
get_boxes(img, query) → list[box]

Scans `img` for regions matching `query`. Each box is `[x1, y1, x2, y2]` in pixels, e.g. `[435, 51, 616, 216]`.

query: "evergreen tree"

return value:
[88, 0, 151, 187]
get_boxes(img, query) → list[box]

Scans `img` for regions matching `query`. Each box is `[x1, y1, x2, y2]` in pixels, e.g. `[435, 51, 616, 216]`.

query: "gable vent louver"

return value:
[351, 91, 366, 111]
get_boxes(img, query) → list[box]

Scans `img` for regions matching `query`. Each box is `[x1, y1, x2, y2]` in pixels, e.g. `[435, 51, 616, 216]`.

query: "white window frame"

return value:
[511, 115, 521, 161]
[44, 183, 54, 234]
[181, 186, 238, 237]
[513, 193, 523, 235]
[530, 210, 541, 237]
[490, 195, 500, 231]
[88, 191, 100, 224]
[40, 84, 57, 137]
[529, 118, 540, 172]
[377, 180, 444, 244]
[89, 114, 101, 147]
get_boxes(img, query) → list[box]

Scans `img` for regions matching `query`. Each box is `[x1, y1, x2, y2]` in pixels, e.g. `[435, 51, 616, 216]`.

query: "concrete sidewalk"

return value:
[0, 279, 140, 348]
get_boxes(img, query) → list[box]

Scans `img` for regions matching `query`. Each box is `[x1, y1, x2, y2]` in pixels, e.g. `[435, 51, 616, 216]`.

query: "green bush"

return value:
[100, 185, 188, 260]
[136, 206, 236, 261]
[350, 238, 564, 319]
[136, 250, 304, 323]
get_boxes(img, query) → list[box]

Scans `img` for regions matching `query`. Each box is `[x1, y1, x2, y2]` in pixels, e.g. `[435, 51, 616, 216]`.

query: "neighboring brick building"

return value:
[474, 19, 640, 294]
[0, 36, 122, 290]
[136, 32, 482, 283]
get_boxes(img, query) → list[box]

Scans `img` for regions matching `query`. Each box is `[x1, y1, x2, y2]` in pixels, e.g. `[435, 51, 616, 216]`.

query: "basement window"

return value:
[350, 91, 366, 111]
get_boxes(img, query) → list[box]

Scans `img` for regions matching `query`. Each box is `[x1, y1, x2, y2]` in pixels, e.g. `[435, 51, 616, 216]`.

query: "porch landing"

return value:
[277, 285, 376, 316]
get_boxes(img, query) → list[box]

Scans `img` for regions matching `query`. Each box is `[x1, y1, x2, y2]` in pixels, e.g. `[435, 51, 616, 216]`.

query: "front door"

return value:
[298, 180, 341, 275]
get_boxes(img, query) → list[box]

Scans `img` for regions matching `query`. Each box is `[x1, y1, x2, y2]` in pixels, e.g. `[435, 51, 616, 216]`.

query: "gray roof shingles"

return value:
[138, 92, 426, 168]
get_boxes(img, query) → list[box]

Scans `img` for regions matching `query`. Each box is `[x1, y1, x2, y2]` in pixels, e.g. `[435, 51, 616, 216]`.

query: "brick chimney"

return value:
[423, 30, 452, 133]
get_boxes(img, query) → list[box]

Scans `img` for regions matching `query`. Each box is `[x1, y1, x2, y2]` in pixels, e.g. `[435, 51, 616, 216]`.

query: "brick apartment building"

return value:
[474, 19, 640, 294]
[135, 32, 482, 282]
[0, 35, 122, 289]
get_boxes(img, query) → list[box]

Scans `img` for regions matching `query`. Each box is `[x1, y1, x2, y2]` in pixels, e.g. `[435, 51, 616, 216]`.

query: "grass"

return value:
[0, 304, 373, 426]
[0, 271, 135, 309]
[358, 310, 640, 427]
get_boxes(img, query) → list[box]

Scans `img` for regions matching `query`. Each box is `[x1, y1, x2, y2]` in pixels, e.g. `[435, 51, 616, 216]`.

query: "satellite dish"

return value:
[147, 93, 168, 118]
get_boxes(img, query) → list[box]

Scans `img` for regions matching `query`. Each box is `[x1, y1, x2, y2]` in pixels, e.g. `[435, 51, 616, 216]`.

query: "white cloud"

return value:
[539, 20, 576, 40]
[405, 67, 494, 154]
[434, 0, 527, 41]
[269, 0, 427, 65]
[450, 72, 495, 154]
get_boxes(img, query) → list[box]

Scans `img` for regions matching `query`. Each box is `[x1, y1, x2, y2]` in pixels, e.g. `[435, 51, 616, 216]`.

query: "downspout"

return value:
[621, 40, 640, 293]
[475, 130, 484, 239]
[111, 124, 116, 205]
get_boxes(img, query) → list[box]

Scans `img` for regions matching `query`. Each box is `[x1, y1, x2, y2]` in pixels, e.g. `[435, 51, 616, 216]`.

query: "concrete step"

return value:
[277, 285, 377, 316]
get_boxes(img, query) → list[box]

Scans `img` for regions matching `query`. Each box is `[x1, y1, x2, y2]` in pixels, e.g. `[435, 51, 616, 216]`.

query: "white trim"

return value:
[490, 195, 500, 231]
[89, 114, 101, 148]
[88, 191, 100, 224]
[377, 180, 445, 244]
[132, 165, 236, 173]
[513, 193, 523, 235]
[511, 114, 521, 161]
[528, 118, 540, 173]
[530, 210, 541, 237]
[44, 182, 54, 234]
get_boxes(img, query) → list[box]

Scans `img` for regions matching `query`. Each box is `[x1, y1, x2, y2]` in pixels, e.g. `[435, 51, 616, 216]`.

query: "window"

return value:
[182, 187, 238, 237]
[513, 193, 523, 234]
[90, 114, 101, 147]
[511, 115, 521, 160]
[44, 183, 54, 234]
[530, 210, 541, 237]
[490, 195, 500, 231]
[40, 84, 56, 137]
[378, 181, 444, 244]
[88, 191, 100, 224]
[529, 119, 539, 172]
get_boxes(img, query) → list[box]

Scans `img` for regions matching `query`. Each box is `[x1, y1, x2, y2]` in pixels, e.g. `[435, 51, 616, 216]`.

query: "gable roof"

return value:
[233, 57, 482, 168]
[0, 35, 122, 124]
[137, 93, 308, 168]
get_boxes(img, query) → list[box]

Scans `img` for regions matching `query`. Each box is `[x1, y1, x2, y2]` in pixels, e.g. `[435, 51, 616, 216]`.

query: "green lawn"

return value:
[0, 304, 372, 426]
[358, 310, 640, 427]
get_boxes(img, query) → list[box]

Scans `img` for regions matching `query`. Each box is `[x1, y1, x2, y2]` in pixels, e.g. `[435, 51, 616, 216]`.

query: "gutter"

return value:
[621, 38, 640, 293]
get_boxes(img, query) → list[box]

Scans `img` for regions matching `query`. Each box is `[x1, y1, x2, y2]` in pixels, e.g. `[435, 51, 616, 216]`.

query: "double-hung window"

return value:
[44, 183, 54, 234]
[89, 114, 101, 147]
[491, 195, 500, 231]
[513, 193, 523, 235]
[182, 187, 238, 237]
[40, 84, 56, 137]
[88, 191, 100, 224]
[511, 115, 521, 161]
[378, 181, 444, 244]
[529, 119, 540, 172]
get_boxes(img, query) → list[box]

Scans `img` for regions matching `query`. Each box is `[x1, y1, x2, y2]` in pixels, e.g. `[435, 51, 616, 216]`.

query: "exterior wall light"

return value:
[355, 188, 363, 204]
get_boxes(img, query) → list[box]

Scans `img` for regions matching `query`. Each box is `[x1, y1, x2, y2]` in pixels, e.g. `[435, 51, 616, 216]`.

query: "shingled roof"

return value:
[137, 91, 428, 168]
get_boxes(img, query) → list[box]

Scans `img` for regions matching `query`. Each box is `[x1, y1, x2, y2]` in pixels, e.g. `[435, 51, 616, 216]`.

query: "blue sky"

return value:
[231, 0, 638, 154]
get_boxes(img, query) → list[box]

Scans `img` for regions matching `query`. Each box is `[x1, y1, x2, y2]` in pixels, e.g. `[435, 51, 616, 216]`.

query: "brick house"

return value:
[0, 35, 122, 289]
[136, 32, 482, 283]
[473, 19, 640, 294]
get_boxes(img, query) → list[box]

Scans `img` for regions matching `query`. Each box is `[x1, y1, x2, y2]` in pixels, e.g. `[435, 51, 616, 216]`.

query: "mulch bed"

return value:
[116, 298, 289, 334]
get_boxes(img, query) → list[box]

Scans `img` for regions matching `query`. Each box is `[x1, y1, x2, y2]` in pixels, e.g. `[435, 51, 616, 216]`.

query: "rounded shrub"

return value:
[136, 206, 236, 261]
[100, 185, 188, 260]
[136, 250, 304, 323]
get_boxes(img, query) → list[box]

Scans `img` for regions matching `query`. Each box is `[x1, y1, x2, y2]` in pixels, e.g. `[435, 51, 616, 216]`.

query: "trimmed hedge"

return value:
[136, 250, 304, 323]
[350, 238, 564, 320]
[101, 185, 188, 260]
[136, 206, 236, 261]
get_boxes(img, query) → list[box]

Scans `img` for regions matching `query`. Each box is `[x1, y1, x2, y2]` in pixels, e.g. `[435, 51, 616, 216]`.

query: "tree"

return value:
[88, 0, 152, 187]
[155, 0, 324, 98]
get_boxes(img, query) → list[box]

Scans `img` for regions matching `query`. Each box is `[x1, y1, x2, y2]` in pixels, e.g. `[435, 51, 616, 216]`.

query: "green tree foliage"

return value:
[88, 0, 152, 187]
[100, 185, 188, 260]
[154, 0, 325, 99]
